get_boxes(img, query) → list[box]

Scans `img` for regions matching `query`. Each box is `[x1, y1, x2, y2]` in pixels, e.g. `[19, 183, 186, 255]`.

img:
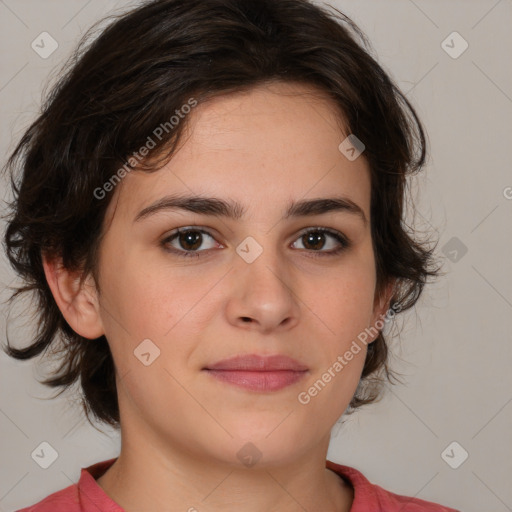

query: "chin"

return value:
[222, 424, 315, 468]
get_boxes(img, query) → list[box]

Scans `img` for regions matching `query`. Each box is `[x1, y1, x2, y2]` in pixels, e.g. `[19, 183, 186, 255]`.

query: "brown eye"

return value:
[291, 228, 350, 257]
[176, 230, 203, 251]
[301, 231, 326, 250]
[160, 226, 350, 259]
[161, 228, 218, 258]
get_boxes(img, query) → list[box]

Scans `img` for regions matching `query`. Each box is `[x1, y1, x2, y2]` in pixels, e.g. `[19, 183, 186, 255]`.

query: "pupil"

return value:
[305, 232, 324, 250]
[181, 231, 201, 250]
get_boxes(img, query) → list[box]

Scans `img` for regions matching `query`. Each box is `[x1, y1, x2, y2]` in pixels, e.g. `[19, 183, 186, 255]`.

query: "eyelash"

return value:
[160, 227, 351, 259]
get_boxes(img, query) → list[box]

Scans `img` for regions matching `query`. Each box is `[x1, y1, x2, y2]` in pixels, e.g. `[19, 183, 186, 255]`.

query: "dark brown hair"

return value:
[1, 0, 441, 428]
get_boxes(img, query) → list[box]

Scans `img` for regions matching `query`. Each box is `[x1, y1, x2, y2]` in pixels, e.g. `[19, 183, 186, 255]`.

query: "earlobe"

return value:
[42, 253, 105, 340]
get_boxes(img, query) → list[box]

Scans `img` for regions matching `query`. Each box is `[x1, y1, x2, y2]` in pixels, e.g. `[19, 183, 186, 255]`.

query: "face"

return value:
[82, 81, 391, 468]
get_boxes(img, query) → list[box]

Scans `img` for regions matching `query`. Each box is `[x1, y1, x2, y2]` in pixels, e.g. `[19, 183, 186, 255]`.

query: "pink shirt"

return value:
[16, 458, 460, 511]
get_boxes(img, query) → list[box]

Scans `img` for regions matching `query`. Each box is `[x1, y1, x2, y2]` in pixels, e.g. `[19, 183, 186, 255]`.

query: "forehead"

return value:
[105, 81, 371, 227]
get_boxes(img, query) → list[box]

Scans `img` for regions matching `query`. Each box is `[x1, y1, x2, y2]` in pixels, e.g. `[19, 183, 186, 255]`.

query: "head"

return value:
[2, 0, 440, 465]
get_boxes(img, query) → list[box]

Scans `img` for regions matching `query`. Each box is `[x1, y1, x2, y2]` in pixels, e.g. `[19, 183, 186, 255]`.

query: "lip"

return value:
[205, 354, 308, 371]
[203, 354, 309, 392]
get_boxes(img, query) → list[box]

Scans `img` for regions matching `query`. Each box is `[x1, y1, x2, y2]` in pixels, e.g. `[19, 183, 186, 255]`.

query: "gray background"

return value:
[1, 1, 511, 511]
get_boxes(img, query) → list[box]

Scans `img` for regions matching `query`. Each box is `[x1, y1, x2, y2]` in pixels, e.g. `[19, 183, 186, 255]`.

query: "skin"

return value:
[43, 80, 394, 512]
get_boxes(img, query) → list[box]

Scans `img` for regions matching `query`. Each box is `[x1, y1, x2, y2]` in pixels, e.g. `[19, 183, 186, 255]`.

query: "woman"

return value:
[2, 0, 458, 510]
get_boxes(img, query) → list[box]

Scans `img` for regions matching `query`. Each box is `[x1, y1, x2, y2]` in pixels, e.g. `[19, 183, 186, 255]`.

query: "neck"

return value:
[96, 428, 353, 512]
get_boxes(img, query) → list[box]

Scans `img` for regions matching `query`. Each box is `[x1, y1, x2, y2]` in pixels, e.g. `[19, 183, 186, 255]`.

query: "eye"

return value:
[160, 226, 351, 259]
[291, 227, 350, 257]
[161, 227, 219, 258]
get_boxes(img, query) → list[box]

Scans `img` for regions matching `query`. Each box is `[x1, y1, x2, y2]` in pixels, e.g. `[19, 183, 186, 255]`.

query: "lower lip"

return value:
[204, 369, 308, 392]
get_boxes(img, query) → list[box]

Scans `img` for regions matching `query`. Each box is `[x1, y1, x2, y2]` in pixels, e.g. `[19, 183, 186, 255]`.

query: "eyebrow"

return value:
[133, 194, 367, 225]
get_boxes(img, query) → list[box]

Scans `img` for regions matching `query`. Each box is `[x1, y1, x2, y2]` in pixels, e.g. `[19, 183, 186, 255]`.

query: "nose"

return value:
[226, 245, 301, 335]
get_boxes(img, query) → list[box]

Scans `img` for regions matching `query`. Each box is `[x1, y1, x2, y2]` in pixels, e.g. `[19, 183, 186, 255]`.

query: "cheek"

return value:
[99, 251, 178, 331]
[306, 258, 376, 413]
[99, 260, 212, 376]
[313, 264, 376, 343]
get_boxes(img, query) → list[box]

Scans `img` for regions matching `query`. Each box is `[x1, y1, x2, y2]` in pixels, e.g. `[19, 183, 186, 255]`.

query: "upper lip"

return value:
[204, 354, 308, 371]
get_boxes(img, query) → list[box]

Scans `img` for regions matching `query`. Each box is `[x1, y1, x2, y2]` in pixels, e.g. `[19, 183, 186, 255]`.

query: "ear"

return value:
[367, 278, 397, 344]
[42, 253, 105, 340]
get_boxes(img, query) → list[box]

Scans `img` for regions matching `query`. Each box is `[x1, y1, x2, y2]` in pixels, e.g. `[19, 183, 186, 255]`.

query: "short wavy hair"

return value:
[1, 0, 441, 428]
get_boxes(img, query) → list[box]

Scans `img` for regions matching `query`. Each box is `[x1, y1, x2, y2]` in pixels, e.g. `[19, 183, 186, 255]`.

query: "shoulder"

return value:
[15, 458, 120, 512]
[15, 483, 80, 512]
[326, 460, 461, 512]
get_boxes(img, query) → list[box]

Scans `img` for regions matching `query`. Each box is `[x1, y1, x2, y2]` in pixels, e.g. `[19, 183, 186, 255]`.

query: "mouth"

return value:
[202, 354, 309, 392]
